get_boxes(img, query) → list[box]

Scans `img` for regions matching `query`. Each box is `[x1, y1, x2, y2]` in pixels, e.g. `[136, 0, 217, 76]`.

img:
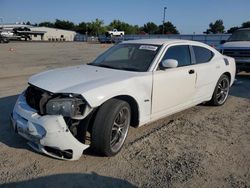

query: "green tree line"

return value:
[26, 19, 250, 35]
[204, 20, 250, 34]
[30, 19, 179, 36]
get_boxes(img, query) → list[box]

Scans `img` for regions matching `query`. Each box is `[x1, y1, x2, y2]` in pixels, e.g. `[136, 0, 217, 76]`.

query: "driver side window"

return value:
[162, 45, 191, 67]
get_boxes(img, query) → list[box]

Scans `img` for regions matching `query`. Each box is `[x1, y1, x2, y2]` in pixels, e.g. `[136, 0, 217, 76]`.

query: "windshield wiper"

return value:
[229, 40, 250, 42]
[89, 64, 141, 72]
[99, 64, 117, 69]
[90, 64, 118, 70]
[121, 67, 140, 72]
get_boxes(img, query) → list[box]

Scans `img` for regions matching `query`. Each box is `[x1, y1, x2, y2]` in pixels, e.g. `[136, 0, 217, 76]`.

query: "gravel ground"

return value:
[0, 42, 249, 188]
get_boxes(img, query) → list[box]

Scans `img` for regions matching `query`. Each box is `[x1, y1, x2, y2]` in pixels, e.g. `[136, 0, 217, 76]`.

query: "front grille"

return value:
[223, 49, 250, 58]
[25, 86, 50, 113]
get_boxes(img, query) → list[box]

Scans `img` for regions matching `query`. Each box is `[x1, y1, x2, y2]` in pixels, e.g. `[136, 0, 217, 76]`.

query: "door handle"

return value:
[189, 69, 195, 74]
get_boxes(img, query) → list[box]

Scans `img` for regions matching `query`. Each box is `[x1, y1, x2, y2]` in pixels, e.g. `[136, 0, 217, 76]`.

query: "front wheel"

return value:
[91, 99, 131, 156]
[209, 74, 230, 106]
[4, 39, 9, 43]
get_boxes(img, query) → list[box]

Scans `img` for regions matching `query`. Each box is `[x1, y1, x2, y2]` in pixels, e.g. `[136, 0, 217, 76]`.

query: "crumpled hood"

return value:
[29, 65, 135, 94]
[222, 41, 250, 49]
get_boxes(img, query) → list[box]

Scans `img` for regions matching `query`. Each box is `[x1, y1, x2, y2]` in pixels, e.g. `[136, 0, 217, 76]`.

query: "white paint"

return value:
[30, 27, 76, 41]
[139, 45, 158, 51]
[11, 94, 89, 160]
[221, 41, 250, 49]
[107, 29, 125, 36]
[12, 39, 236, 160]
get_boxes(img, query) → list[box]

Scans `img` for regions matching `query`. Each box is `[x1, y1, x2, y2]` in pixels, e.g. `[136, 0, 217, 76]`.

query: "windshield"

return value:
[89, 43, 161, 72]
[228, 29, 250, 41]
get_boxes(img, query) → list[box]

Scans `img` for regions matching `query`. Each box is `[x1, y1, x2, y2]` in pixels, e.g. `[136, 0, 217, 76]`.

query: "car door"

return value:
[151, 44, 196, 120]
[190, 45, 219, 102]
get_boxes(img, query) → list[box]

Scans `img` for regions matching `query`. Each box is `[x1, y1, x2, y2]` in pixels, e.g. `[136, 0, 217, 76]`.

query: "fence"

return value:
[75, 34, 231, 48]
[126, 34, 230, 47]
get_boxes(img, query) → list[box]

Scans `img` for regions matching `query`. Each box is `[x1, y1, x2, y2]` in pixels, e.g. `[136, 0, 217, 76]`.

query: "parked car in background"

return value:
[11, 39, 235, 160]
[107, 29, 125, 37]
[220, 28, 250, 72]
[1, 31, 14, 38]
[0, 34, 10, 43]
[98, 35, 123, 43]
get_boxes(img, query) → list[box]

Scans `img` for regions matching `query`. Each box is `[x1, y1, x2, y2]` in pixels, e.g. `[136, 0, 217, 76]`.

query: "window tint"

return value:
[228, 29, 250, 41]
[90, 44, 161, 72]
[106, 47, 130, 61]
[193, 46, 214, 64]
[162, 45, 191, 67]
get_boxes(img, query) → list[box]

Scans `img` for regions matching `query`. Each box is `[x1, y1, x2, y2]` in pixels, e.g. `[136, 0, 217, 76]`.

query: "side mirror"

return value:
[220, 40, 226, 44]
[161, 59, 178, 69]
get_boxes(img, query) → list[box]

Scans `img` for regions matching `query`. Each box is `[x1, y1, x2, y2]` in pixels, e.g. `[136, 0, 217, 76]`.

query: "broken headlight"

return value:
[46, 98, 84, 118]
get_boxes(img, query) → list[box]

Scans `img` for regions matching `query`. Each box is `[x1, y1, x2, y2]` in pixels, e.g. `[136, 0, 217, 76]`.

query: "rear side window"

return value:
[193, 46, 214, 64]
[162, 45, 191, 67]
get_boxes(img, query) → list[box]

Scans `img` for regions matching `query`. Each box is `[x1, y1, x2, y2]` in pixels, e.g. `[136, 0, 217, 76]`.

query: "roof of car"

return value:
[237, 28, 250, 31]
[122, 38, 201, 46]
[122, 38, 220, 55]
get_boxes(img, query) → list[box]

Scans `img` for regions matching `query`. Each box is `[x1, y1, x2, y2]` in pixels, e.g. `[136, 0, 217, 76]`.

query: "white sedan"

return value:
[11, 39, 236, 160]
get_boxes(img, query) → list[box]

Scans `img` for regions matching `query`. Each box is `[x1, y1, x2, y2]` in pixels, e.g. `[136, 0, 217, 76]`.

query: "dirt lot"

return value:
[0, 42, 249, 188]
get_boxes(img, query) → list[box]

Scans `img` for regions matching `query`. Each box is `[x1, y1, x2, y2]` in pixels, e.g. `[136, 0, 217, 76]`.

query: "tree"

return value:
[205, 20, 225, 34]
[36, 18, 182, 35]
[227, 26, 239, 34]
[75, 22, 88, 34]
[39, 21, 55, 28]
[142, 22, 158, 34]
[108, 20, 140, 34]
[54, 19, 75, 30]
[87, 19, 105, 36]
[158, 21, 179, 34]
[38, 20, 76, 30]
[242, 21, 250, 28]
[26, 21, 31, 25]
[108, 19, 122, 31]
[124, 24, 140, 35]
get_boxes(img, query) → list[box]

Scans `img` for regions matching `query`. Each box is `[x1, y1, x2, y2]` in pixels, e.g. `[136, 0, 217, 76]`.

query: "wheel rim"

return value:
[216, 78, 229, 104]
[110, 107, 130, 152]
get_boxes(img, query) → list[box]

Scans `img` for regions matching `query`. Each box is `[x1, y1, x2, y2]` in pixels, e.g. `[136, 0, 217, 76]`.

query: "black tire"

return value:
[209, 74, 230, 106]
[91, 99, 131, 156]
[4, 39, 9, 43]
[236, 68, 241, 74]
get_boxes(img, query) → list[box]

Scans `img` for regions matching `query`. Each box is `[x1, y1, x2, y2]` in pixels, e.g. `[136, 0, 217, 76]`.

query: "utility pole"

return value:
[85, 24, 88, 42]
[162, 7, 167, 34]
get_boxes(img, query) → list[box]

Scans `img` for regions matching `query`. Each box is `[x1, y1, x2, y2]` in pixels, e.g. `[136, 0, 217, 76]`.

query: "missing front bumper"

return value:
[11, 94, 90, 161]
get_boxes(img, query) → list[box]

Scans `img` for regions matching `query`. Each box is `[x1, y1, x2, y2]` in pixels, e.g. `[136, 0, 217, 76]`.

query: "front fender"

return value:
[81, 74, 153, 125]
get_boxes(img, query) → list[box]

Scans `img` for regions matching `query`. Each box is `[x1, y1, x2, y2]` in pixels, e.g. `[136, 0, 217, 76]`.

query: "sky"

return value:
[0, 0, 250, 34]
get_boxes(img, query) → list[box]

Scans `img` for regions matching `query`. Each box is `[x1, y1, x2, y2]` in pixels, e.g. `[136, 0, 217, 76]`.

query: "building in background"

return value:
[1, 23, 78, 41]
[30, 27, 76, 41]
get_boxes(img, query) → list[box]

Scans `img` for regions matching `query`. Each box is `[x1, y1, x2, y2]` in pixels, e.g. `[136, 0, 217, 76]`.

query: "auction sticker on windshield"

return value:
[139, 45, 158, 51]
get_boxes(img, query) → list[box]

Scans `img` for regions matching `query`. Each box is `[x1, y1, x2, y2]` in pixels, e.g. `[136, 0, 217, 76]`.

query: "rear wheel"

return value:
[91, 99, 131, 156]
[209, 75, 230, 106]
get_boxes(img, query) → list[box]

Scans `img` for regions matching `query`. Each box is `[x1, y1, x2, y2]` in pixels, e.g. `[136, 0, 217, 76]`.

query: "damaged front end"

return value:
[10, 85, 94, 160]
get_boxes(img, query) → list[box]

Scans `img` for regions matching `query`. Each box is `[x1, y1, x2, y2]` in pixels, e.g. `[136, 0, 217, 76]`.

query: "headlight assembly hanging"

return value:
[46, 98, 84, 118]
